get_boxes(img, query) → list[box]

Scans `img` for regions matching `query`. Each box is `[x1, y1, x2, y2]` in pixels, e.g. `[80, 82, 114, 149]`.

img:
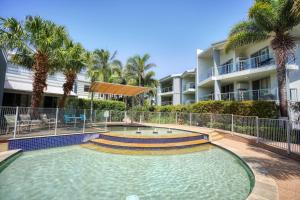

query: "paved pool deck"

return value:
[142, 123, 300, 200]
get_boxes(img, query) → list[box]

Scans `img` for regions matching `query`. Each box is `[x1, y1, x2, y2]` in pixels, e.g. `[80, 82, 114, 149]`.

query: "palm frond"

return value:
[225, 21, 269, 52]
[249, 1, 277, 32]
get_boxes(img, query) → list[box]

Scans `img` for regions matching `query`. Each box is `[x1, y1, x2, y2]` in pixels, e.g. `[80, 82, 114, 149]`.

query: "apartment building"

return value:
[0, 50, 95, 107]
[156, 69, 196, 105]
[196, 25, 300, 102]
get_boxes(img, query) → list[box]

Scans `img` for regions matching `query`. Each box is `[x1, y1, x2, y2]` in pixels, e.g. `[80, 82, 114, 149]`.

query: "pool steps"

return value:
[89, 132, 209, 150]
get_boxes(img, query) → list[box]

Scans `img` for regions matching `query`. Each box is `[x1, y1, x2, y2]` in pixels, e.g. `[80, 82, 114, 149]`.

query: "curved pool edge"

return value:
[0, 149, 22, 173]
[211, 141, 278, 200]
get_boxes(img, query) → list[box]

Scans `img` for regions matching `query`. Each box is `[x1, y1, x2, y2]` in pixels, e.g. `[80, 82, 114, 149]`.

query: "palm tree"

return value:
[58, 40, 85, 108]
[0, 16, 67, 108]
[126, 54, 157, 87]
[126, 54, 158, 104]
[93, 49, 121, 82]
[293, 0, 300, 16]
[109, 60, 128, 84]
[224, 0, 300, 117]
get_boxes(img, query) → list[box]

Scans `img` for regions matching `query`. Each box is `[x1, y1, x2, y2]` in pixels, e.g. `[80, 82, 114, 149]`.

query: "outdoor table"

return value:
[67, 116, 81, 128]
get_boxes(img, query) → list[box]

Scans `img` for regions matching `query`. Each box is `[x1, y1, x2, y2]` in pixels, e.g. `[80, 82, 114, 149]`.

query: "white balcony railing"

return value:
[161, 86, 173, 93]
[218, 89, 278, 101]
[199, 67, 214, 82]
[217, 54, 276, 75]
[184, 100, 195, 104]
[183, 82, 195, 91]
[199, 88, 298, 102]
[199, 94, 214, 101]
[161, 101, 173, 105]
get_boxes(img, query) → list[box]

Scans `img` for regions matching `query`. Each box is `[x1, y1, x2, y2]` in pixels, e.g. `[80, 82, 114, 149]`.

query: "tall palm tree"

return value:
[58, 40, 85, 108]
[0, 16, 67, 108]
[126, 54, 157, 87]
[126, 54, 158, 104]
[93, 49, 121, 82]
[224, 0, 300, 117]
[109, 60, 128, 84]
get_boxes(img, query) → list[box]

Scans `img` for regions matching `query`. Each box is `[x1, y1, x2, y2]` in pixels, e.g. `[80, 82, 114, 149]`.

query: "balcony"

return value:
[7, 65, 65, 82]
[218, 89, 278, 101]
[198, 67, 213, 82]
[161, 101, 173, 106]
[184, 100, 195, 104]
[161, 86, 173, 93]
[183, 82, 196, 93]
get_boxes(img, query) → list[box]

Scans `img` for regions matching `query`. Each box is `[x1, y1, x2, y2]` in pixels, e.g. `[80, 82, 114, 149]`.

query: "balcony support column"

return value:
[213, 49, 221, 100]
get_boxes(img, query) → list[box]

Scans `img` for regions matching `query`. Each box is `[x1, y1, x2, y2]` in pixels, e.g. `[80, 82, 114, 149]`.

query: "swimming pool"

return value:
[0, 144, 254, 200]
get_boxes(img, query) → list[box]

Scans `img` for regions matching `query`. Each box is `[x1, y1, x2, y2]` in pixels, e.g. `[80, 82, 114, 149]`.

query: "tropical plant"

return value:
[0, 16, 67, 108]
[293, 0, 300, 16]
[93, 49, 121, 82]
[58, 40, 86, 108]
[109, 60, 128, 84]
[224, 0, 300, 117]
[126, 54, 157, 87]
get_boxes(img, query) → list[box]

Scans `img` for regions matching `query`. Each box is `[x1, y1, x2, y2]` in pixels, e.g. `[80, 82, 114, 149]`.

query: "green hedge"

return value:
[65, 98, 125, 111]
[155, 101, 279, 118]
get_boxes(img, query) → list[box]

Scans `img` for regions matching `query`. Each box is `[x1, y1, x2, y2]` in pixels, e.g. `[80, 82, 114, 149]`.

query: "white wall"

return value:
[173, 77, 181, 105]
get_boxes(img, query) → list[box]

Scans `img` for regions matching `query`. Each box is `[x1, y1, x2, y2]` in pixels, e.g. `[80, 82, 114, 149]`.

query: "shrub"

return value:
[65, 97, 125, 111]
[154, 101, 279, 118]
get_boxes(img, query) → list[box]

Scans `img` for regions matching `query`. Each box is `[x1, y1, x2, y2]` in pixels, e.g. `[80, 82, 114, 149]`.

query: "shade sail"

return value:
[89, 82, 151, 96]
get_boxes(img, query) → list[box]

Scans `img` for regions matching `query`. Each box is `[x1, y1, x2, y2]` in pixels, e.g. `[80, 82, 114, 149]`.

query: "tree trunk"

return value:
[59, 71, 77, 108]
[271, 33, 295, 118]
[276, 65, 289, 117]
[31, 52, 49, 108]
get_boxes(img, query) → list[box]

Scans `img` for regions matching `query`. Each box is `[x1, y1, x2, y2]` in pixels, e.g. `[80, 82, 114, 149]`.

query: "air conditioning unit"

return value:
[236, 83, 249, 90]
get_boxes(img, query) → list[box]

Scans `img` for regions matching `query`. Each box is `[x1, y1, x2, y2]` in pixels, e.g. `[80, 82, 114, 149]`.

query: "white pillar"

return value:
[213, 49, 221, 100]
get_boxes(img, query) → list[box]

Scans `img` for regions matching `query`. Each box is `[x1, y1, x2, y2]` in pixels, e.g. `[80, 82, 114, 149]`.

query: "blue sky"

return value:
[1, 0, 252, 78]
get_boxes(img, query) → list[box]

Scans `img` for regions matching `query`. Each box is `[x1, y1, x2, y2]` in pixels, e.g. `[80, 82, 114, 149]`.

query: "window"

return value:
[221, 84, 234, 93]
[84, 85, 90, 92]
[251, 47, 270, 67]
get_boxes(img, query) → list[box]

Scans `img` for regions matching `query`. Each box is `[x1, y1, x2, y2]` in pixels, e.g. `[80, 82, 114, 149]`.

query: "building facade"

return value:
[157, 25, 300, 105]
[156, 69, 196, 106]
[0, 50, 97, 108]
[196, 27, 300, 102]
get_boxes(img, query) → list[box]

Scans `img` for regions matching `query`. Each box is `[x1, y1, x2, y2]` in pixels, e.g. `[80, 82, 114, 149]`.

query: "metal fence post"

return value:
[189, 113, 192, 126]
[54, 107, 58, 136]
[109, 110, 112, 122]
[175, 112, 178, 124]
[159, 112, 161, 124]
[256, 116, 259, 143]
[139, 113, 142, 123]
[83, 109, 86, 134]
[210, 113, 213, 128]
[287, 120, 291, 154]
[124, 111, 127, 124]
[13, 106, 19, 138]
[231, 114, 234, 135]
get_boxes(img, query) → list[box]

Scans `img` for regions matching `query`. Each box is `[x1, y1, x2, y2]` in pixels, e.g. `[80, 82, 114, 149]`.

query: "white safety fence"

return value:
[0, 106, 299, 155]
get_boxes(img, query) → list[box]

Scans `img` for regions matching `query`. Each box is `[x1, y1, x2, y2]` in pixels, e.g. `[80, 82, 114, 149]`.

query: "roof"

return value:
[89, 82, 151, 96]
[159, 73, 182, 82]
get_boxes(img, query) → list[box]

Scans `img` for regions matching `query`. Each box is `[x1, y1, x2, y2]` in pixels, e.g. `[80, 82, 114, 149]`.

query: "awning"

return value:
[89, 82, 151, 96]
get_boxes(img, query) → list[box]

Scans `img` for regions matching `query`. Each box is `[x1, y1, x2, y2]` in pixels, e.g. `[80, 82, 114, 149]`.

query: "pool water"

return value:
[0, 145, 254, 200]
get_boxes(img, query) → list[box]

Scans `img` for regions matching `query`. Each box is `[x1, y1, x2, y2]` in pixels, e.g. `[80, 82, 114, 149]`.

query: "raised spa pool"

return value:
[0, 144, 254, 200]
